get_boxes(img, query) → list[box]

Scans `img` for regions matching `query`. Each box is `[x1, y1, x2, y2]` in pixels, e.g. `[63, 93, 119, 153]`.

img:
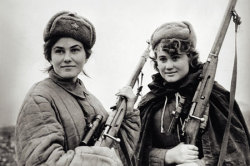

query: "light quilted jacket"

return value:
[15, 70, 140, 166]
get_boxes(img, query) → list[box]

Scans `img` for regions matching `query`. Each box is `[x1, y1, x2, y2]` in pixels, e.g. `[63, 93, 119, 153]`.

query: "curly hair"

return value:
[151, 39, 202, 72]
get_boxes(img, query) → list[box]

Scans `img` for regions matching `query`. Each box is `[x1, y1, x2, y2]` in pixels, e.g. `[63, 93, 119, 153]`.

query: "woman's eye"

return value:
[71, 48, 80, 53]
[55, 49, 64, 54]
[172, 56, 179, 61]
[159, 57, 167, 62]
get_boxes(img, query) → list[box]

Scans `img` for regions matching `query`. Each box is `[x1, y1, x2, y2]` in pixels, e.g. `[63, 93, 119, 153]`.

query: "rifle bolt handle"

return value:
[103, 133, 121, 143]
[189, 114, 205, 122]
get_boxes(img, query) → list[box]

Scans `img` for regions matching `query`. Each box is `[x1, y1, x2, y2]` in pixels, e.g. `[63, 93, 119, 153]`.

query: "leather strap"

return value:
[217, 10, 241, 166]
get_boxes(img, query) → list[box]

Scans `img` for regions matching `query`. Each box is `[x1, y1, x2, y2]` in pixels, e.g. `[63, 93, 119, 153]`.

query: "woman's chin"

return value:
[164, 77, 179, 83]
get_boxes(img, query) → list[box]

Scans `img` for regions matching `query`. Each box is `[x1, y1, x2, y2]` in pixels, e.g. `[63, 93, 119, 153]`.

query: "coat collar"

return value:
[49, 69, 88, 99]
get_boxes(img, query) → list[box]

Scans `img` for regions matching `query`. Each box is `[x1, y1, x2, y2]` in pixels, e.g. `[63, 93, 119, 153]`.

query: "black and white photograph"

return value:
[0, 0, 249, 165]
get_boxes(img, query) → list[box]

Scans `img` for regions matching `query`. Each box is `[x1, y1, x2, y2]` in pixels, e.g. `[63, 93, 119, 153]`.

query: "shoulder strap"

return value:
[217, 10, 241, 166]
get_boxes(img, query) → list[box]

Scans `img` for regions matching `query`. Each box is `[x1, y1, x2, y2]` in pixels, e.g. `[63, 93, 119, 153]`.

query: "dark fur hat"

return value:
[151, 21, 196, 49]
[43, 11, 96, 49]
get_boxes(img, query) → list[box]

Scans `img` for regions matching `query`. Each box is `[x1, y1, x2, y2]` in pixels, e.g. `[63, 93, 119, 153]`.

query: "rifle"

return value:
[81, 115, 103, 145]
[182, 0, 239, 145]
[82, 42, 150, 147]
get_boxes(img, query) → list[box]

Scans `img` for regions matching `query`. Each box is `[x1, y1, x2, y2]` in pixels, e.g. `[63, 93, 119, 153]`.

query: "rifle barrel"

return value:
[94, 42, 150, 147]
[185, 0, 238, 145]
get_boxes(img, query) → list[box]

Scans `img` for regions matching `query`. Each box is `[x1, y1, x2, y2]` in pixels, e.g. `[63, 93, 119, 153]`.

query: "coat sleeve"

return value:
[15, 94, 123, 166]
[15, 94, 76, 165]
[119, 109, 141, 161]
[148, 148, 167, 166]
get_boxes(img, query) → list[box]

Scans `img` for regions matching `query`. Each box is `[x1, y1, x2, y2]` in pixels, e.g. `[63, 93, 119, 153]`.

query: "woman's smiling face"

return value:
[50, 37, 87, 82]
[156, 49, 190, 83]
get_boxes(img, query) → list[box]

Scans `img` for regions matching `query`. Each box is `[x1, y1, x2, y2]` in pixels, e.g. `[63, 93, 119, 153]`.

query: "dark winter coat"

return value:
[135, 68, 250, 166]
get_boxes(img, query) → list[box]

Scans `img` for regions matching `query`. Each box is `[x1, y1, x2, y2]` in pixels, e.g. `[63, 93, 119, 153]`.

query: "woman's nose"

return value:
[165, 60, 174, 69]
[64, 52, 72, 62]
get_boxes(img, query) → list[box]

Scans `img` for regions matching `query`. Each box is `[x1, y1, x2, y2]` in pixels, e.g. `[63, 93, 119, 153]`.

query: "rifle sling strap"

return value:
[217, 11, 241, 166]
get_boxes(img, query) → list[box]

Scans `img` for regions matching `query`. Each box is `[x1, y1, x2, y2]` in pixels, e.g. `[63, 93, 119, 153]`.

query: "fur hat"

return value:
[43, 11, 96, 49]
[151, 21, 196, 49]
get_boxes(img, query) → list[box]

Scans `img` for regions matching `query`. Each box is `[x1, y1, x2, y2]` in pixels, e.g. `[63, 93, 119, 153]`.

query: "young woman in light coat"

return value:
[15, 11, 140, 166]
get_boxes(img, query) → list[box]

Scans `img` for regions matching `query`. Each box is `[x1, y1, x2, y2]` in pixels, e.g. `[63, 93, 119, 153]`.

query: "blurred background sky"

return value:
[0, 0, 249, 127]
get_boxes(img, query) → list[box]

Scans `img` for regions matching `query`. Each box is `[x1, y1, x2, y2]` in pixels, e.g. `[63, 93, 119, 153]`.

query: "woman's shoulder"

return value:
[23, 78, 59, 102]
[211, 81, 230, 100]
[85, 90, 108, 114]
[138, 91, 156, 109]
[77, 80, 108, 116]
[18, 78, 58, 121]
[29, 78, 54, 92]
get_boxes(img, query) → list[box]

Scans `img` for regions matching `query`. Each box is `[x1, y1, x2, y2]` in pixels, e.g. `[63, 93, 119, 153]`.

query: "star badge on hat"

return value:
[71, 22, 79, 30]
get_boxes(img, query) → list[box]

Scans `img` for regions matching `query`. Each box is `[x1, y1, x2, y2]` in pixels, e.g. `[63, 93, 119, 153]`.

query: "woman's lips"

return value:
[61, 65, 75, 68]
[165, 71, 177, 74]
[165, 71, 177, 76]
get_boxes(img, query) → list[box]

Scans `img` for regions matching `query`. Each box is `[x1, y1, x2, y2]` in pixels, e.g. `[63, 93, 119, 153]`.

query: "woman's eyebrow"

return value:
[158, 55, 167, 58]
[52, 46, 64, 50]
[70, 45, 82, 48]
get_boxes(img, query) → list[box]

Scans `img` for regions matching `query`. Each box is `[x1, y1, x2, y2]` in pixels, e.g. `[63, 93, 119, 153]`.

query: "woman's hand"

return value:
[165, 142, 199, 165]
[116, 86, 136, 110]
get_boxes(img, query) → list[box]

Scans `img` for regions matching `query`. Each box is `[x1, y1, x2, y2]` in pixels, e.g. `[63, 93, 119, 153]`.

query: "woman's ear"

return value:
[188, 54, 192, 64]
[84, 58, 89, 64]
[153, 60, 159, 72]
[154, 53, 159, 72]
[156, 65, 160, 72]
[49, 59, 55, 67]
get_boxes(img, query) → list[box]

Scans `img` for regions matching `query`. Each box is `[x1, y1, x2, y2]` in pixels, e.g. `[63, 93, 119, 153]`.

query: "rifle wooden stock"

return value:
[94, 43, 150, 148]
[184, 0, 238, 145]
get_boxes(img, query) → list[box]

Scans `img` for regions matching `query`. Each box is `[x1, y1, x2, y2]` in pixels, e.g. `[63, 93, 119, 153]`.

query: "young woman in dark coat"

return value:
[135, 21, 250, 166]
